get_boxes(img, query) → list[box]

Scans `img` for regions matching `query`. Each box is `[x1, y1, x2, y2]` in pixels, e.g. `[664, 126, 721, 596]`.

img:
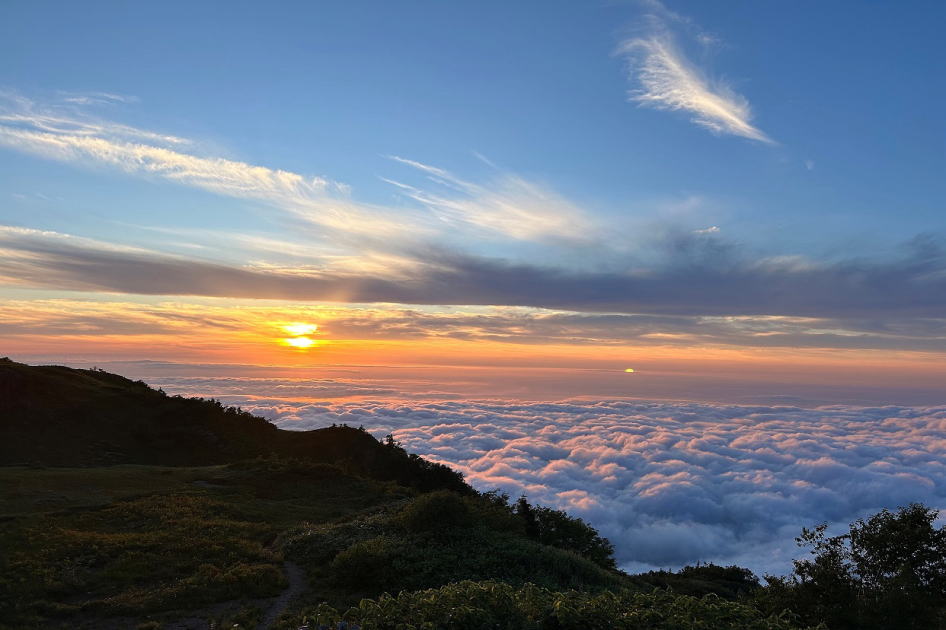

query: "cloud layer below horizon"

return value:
[265, 399, 946, 575]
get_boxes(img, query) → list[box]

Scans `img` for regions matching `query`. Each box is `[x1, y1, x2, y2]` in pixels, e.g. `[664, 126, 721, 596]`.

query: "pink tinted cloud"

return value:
[87, 367, 946, 575]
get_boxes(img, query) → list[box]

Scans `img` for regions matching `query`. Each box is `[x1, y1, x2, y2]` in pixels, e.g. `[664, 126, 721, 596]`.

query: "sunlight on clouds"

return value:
[281, 322, 318, 336]
[278, 321, 321, 350]
[4, 296, 946, 363]
[280, 321, 319, 350]
[3, 296, 946, 405]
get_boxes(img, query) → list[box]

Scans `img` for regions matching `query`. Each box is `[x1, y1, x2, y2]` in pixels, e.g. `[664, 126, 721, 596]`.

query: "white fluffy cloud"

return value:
[151, 376, 946, 576]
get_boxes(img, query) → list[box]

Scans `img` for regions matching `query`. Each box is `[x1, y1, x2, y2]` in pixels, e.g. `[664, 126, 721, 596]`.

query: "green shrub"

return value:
[327, 527, 623, 596]
[397, 490, 471, 534]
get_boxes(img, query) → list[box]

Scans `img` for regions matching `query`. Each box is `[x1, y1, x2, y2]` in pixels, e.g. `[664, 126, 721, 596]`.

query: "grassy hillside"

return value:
[0, 360, 818, 629]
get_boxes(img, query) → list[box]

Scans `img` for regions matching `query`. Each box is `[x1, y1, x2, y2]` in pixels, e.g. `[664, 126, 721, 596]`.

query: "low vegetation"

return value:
[0, 459, 405, 627]
[282, 489, 624, 608]
[288, 580, 812, 630]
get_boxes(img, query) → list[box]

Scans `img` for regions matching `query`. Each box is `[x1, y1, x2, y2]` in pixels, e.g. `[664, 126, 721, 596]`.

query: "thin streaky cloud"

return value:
[0, 94, 592, 244]
[58, 91, 140, 106]
[0, 110, 192, 147]
[0, 120, 415, 241]
[388, 155, 453, 180]
[388, 156, 594, 242]
[0, 91, 188, 145]
[617, 8, 773, 144]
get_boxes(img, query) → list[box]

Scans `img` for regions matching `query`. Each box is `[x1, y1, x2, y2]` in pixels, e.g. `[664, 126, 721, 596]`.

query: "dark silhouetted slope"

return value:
[0, 358, 467, 492]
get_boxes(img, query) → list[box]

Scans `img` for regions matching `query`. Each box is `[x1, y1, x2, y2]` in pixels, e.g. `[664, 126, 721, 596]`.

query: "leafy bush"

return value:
[640, 564, 761, 599]
[326, 527, 623, 596]
[282, 506, 400, 568]
[289, 580, 816, 630]
[398, 491, 471, 534]
[284, 494, 624, 601]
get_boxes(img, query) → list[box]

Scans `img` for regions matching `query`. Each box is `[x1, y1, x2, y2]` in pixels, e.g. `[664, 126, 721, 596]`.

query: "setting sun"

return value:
[282, 336, 317, 348]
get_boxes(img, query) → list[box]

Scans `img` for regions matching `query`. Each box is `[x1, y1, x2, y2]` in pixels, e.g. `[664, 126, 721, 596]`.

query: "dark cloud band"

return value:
[2, 228, 945, 321]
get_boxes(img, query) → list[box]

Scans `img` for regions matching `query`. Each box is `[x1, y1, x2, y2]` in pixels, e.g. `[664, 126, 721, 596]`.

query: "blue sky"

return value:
[3, 0, 942, 248]
[1, 0, 945, 373]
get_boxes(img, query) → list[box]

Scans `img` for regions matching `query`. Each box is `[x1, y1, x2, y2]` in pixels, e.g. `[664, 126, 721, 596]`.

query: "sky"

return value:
[1, 0, 945, 574]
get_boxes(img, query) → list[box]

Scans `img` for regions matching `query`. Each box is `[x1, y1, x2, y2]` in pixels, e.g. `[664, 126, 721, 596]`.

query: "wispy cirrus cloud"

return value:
[0, 93, 592, 244]
[0, 90, 186, 145]
[57, 91, 139, 106]
[617, 3, 772, 143]
[386, 156, 593, 242]
[0, 97, 411, 240]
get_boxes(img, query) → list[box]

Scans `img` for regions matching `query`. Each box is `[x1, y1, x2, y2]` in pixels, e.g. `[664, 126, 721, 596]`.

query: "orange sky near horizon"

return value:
[3, 293, 945, 406]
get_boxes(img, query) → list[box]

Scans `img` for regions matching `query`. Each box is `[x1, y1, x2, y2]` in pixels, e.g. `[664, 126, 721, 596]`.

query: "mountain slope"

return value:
[0, 358, 466, 492]
[0, 359, 820, 630]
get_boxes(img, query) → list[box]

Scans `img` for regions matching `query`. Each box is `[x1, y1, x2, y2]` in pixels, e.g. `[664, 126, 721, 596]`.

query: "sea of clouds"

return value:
[146, 375, 946, 577]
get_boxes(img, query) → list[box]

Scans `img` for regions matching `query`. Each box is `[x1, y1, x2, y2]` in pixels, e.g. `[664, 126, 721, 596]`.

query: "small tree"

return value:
[769, 503, 946, 630]
[515, 495, 540, 539]
[848, 504, 946, 629]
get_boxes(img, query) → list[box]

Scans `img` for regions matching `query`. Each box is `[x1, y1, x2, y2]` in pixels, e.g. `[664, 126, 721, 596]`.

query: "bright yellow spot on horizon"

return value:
[278, 322, 320, 350]
[283, 336, 317, 348]
[282, 322, 318, 336]
[625, 368, 635, 373]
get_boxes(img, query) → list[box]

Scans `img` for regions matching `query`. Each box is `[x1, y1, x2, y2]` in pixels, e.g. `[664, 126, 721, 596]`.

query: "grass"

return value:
[0, 464, 225, 517]
[0, 460, 632, 628]
[0, 459, 410, 628]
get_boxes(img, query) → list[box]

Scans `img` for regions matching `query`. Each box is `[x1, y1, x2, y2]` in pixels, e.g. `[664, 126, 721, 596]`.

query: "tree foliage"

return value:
[515, 495, 616, 570]
[758, 503, 946, 630]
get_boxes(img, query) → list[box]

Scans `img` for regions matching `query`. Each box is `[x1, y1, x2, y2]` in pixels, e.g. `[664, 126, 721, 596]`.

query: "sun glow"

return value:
[277, 322, 320, 350]
[283, 336, 317, 348]
[282, 322, 318, 336]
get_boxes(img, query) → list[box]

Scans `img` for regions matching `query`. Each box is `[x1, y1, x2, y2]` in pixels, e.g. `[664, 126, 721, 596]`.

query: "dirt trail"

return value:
[257, 561, 306, 630]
